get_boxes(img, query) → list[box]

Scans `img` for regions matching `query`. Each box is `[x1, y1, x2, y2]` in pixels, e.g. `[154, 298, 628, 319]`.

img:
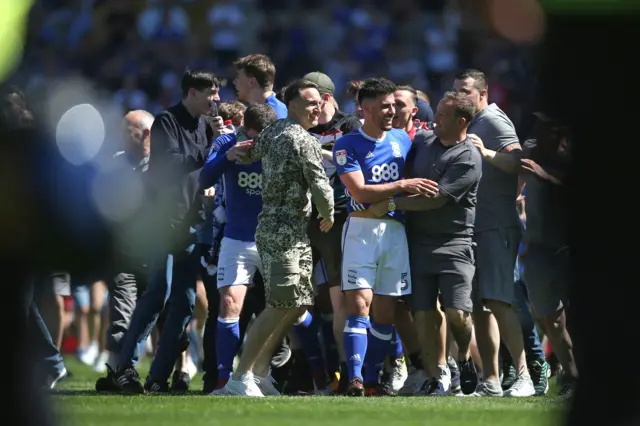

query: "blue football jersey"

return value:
[333, 128, 412, 221]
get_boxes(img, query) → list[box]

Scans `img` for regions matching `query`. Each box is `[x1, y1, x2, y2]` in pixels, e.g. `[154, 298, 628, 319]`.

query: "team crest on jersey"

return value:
[390, 141, 402, 158]
[335, 149, 347, 166]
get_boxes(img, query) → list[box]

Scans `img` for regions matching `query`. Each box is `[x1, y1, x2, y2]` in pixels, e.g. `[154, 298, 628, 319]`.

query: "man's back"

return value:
[249, 119, 332, 241]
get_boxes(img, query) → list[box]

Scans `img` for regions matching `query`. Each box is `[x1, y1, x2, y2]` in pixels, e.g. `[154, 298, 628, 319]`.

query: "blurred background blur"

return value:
[13, 0, 535, 140]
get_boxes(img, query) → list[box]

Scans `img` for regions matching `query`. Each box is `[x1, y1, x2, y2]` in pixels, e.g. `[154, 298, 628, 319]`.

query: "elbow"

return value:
[351, 190, 373, 204]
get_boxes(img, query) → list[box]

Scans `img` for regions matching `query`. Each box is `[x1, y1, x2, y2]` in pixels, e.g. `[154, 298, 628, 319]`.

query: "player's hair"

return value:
[234, 54, 276, 90]
[180, 70, 225, 98]
[441, 91, 477, 125]
[356, 78, 397, 105]
[346, 80, 364, 97]
[416, 89, 430, 104]
[243, 103, 278, 133]
[283, 79, 319, 106]
[395, 85, 418, 106]
[454, 69, 488, 92]
[219, 101, 247, 127]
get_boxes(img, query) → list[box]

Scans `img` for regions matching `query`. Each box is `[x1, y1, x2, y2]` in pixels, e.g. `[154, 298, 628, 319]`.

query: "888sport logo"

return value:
[238, 172, 262, 195]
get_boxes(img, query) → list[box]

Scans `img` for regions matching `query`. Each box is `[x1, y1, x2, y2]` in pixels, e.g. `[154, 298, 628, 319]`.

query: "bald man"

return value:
[95, 110, 157, 392]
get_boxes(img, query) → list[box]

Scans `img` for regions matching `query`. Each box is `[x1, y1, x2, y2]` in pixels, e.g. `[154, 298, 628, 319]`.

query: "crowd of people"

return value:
[17, 48, 572, 399]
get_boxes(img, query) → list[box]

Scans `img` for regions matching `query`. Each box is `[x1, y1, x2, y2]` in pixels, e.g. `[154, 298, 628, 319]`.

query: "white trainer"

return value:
[254, 374, 281, 396]
[210, 372, 264, 397]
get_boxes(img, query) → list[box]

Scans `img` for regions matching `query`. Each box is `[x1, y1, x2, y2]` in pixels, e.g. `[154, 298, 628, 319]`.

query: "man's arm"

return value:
[394, 155, 480, 211]
[150, 114, 204, 173]
[339, 170, 407, 204]
[300, 137, 334, 221]
[199, 133, 237, 188]
[469, 116, 522, 174]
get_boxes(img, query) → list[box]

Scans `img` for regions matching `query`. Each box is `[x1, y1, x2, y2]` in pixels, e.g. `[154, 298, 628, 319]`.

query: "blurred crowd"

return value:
[17, 0, 534, 135]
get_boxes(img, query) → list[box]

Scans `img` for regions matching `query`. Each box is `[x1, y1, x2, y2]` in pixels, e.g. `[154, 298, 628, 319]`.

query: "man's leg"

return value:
[523, 244, 577, 396]
[474, 228, 534, 397]
[201, 271, 220, 393]
[216, 244, 312, 397]
[29, 302, 67, 387]
[114, 256, 172, 393]
[146, 251, 199, 391]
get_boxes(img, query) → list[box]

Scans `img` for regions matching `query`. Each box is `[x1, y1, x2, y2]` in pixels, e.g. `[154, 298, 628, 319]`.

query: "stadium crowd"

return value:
[13, 0, 572, 401]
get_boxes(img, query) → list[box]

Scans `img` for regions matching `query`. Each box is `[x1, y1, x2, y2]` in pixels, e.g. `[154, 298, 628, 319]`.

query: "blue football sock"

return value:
[216, 317, 240, 380]
[343, 315, 370, 381]
[293, 311, 325, 374]
[364, 322, 393, 383]
[388, 327, 404, 359]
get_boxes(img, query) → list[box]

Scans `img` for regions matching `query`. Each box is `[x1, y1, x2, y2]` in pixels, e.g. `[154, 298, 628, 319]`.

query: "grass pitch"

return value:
[54, 357, 566, 426]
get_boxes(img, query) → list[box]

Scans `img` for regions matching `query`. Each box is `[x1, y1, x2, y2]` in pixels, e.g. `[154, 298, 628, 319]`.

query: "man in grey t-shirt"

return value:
[367, 92, 481, 396]
[453, 69, 534, 397]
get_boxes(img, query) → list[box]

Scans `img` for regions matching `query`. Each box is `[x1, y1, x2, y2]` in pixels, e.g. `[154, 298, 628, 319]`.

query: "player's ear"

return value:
[322, 93, 331, 102]
[480, 88, 488, 101]
[411, 106, 418, 118]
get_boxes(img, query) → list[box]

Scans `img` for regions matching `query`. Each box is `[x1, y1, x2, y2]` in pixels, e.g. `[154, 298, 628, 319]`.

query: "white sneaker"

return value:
[399, 366, 427, 395]
[210, 372, 264, 397]
[93, 351, 109, 373]
[460, 379, 504, 397]
[47, 367, 68, 389]
[78, 342, 99, 366]
[254, 374, 280, 396]
[504, 374, 535, 397]
[387, 357, 408, 393]
[185, 355, 198, 379]
[428, 365, 451, 396]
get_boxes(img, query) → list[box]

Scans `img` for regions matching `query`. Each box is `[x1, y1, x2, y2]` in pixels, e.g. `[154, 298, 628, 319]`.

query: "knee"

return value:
[219, 289, 244, 318]
[543, 312, 564, 332]
[345, 292, 370, 317]
[445, 308, 470, 328]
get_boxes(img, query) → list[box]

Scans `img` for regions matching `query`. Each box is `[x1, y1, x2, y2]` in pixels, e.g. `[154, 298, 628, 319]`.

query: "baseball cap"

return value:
[303, 72, 335, 96]
[415, 98, 434, 123]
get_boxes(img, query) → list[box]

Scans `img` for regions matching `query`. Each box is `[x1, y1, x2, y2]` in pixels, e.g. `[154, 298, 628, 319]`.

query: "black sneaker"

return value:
[346, 377, 365, 397]
[448, 356, 461, 394]
[170, 371, 190, 393]
[115, 365, 145, 394]
[144, 377, 170, 393]
[458, 359, 478, 395]
[529, 359, 550, 396]
[95, 364, 120, 392]
[270, 338, 292, 369]
[501, 361, 517, 390]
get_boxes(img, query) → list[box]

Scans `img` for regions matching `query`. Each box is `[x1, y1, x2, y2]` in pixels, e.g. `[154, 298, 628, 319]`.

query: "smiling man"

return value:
[212, 79, 334, 397]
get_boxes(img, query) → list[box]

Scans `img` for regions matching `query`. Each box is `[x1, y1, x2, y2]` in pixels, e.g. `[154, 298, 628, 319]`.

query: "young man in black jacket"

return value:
[114, 70, 223, 393]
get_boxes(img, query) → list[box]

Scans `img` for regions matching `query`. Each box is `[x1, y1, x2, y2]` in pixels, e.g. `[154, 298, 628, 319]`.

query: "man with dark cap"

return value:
[295, 71, 361, 394]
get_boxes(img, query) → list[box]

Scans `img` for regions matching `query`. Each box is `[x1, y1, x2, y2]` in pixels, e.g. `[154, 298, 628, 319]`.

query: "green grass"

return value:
[55, 357, 566, 426]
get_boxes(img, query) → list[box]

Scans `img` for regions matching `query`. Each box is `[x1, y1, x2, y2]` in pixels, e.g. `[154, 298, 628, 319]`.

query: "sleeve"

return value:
[333, 137, 360, 175]
[437, 151, 482, 203]
[199, 133, 237, 188]
[299, 136, 335, 220]
[150, 114, 204, 176]
[477, 115, 520, 152]
[244, 129, 266, 163]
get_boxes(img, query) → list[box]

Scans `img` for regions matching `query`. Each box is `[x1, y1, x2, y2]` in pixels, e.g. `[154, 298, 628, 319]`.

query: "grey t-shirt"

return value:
[468, 103, 521, 232]
[405, 130, 483, 244]
[522, 140, 569, 249]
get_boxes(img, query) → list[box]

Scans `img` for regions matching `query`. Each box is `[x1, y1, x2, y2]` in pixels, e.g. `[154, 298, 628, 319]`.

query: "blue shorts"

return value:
[72, 284, 109, 310]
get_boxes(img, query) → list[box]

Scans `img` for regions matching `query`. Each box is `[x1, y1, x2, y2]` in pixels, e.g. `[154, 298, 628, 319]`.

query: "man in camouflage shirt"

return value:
[213, 79, 335, 396]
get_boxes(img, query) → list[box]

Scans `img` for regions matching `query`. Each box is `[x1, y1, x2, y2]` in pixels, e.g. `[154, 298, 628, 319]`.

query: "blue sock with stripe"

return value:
[343, 315, 369, 381]
[364, 322, 393, 383]
[388, 327, 404, 359]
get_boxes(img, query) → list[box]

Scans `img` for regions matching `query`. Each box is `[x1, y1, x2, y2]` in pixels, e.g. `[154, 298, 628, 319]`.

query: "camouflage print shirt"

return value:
[244, 118, 334, 248]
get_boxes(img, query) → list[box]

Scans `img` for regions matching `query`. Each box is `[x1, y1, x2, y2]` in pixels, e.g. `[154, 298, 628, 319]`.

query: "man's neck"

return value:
[476, 100, 489, 114]
[181, 100, 199, 118]
[361, 121, 385, 141]
[318, 103, 336, 125]
[440, 132, 467, 147]
[286, 113, 310, 130]
[245, 89, 273, 104]
[404, 118, 414, 133]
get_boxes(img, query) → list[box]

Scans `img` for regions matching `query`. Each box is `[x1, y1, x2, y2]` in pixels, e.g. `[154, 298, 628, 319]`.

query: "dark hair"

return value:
[1, 85, 33, 128]
[454, 69, 488, 92]
[234, 54, 276, 90]
[180, 70, 222, 98]
[243, 103, 278, 133]
[395, 85, 418, 106]
[346, 80, 364, 97]
[441, 91, 477, 125]
[283, 79, 319, 106]
[356, 78, 397, 105]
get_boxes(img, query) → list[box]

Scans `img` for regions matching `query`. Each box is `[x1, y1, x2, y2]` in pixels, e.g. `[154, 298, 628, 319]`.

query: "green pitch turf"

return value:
[55, 357, 566, 426]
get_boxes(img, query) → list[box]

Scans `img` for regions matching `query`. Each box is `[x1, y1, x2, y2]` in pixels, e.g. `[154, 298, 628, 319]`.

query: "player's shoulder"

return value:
[388, 128, 412, 146]
[459, 137, 483, 164]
